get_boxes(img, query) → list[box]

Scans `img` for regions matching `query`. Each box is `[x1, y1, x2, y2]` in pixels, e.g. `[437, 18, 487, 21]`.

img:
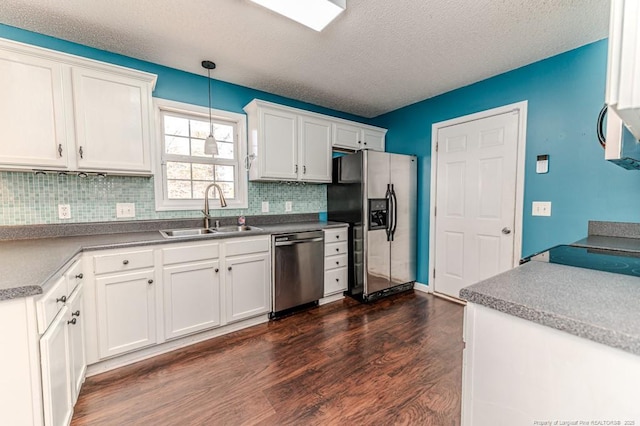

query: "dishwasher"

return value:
[271, 230, 324, 317]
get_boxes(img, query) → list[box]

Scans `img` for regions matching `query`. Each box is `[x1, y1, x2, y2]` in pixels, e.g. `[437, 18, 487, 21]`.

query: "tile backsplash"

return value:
[0, 172, 326, 225]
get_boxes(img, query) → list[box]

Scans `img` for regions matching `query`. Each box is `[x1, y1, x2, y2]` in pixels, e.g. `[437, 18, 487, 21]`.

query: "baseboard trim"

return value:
[413, 282, 430, 294]
[319, 292, 345, 305]
[433, 291, 467, 305]
[86, 314, 269, 376]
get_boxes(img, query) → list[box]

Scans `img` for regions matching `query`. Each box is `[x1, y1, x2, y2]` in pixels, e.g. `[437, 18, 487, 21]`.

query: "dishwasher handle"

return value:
[275, 237, 324, 246]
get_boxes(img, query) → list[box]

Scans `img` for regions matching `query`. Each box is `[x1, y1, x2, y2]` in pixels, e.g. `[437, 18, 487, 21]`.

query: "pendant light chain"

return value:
[202, 60, 218, 156]
[207, 67, 213, 136]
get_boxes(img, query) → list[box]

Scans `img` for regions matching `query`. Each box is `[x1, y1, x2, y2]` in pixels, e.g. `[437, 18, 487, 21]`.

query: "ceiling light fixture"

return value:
[249, 0, 346, 32]
[202, 60, 219, 156]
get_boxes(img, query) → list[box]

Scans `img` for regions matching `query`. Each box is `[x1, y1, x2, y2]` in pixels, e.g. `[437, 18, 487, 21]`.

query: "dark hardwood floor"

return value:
[71, 291, 464, 425]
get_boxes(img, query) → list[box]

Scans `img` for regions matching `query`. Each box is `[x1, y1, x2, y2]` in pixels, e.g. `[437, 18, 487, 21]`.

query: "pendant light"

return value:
[202, 60, 219, 156]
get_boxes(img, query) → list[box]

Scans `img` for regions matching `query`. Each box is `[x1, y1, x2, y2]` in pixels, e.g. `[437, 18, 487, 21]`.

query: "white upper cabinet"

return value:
[255, 104, 299, 180]
[333, 122, 362, 150]
[245, 100, 331, 182]
[299, 114, 332, 182]
[0, 38, 156, 175]
[361, 127, 386, 151]
[0, 49, 70, 169]
[72, 67, 152, 173]
[244, 99, 387, 182]
[333, 121, 386, 151]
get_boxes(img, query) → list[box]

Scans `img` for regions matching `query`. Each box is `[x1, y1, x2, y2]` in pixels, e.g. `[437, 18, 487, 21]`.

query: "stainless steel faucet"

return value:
[203, 183, 227, 228]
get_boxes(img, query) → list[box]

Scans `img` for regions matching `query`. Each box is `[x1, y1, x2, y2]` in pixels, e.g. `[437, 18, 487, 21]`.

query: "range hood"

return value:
[605, 108, 640, 170]
[604, 0, 640, 170]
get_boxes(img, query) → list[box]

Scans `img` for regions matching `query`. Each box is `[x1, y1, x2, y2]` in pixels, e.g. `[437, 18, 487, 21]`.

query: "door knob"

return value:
[501, 227, 512, 235]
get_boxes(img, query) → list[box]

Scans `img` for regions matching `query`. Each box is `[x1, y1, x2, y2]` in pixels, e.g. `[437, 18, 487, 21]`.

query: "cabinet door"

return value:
[67, 285, 86, 404]
[324, 267, 348, 296]
[333, 122, 362, 150]
[299, 115, 332, 182]
[361, 128, 386, 151]
[163, 260, 221, 340]
[0, 50, 70, 169]
[225, 253, 270, 323]
[259, 107, 298, 180]
[72, 67, 152, 173]
[96, 269, 156, 359]
[40, 306, 72, 426]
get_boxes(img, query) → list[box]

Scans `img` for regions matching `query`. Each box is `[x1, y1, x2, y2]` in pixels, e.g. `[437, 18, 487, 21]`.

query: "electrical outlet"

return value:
[532, 201, 552, 217]
[262, 201, 269, 213]
[58, 204, 71, 220]
[116, 203, 136, 218]
[285, 201, 292, 212]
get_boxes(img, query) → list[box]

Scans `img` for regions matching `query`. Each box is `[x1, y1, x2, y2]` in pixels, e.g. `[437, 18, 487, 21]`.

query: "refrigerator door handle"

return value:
[385, 184, 393, 241]
[390, 184, 398, 241]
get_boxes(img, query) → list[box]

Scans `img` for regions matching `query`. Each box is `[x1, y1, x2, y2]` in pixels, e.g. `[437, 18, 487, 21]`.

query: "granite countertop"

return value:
[572, 235, 640, 252]
[460, 255, 640, 356]
[0, 220, 347, 301]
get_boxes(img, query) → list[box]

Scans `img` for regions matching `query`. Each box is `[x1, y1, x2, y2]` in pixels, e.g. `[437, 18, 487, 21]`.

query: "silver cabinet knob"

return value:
[72, 310, 80, 317]
[228, 266, 232, 271]
[75, 273, 83, 279]
[501, 227, 512, 235]
[56, 295, 67, 303]
[148, 279, 154, 284]
[215, 268, 219, 273]
[67, 318, 77, 325]
[123, 259, 129, 265]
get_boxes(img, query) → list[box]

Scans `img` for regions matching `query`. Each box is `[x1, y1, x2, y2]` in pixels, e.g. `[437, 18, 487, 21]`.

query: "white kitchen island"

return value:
[460, 260, 640, 425]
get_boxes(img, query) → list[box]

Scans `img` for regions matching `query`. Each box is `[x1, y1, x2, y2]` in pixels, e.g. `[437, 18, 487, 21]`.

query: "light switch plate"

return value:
[116, 203, 135, 218]
[285, 201, 292, 212]
[532, 201, 551, 216]
[262, 201, 269, 213]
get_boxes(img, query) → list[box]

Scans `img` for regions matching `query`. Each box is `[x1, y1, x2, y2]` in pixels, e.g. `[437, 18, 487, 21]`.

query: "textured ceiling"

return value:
[0, 0, 610, 118]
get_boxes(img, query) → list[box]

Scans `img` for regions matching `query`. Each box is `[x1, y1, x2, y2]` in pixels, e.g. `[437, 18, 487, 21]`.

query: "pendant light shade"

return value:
[202, 60, 219, 156]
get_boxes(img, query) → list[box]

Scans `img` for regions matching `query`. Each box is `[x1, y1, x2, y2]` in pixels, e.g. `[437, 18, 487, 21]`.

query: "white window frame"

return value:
[153, 98, 248, 211]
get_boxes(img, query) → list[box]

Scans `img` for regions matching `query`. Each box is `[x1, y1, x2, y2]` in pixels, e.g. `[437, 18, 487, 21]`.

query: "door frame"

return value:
[428, 101, 528, 291]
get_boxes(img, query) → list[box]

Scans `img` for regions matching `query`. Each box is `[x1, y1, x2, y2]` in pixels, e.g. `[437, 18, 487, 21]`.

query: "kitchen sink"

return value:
[159, 228, 218, 238]
[214, 225, 263, 233]
[159, 226, 264, 238]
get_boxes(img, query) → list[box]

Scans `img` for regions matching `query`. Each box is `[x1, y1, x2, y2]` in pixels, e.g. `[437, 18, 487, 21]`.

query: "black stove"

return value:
[523, 245, 640, 278]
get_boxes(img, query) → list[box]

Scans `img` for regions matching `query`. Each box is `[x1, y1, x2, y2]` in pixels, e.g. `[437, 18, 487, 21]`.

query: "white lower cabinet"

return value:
[324, 227, 349, 296]
[225, 252, 270, 323]
[40, 305, 72, 426]
[86, 236, 271, 368]
[38, 259, 86, 426]
[66, 285, 86, 404]
[95, 269, 157, 358]
[462, 303, 640, 424]
[163, 260, 221, 340]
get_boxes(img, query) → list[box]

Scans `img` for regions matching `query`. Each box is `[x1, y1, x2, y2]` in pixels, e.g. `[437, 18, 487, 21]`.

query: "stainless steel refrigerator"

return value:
[327, 150, 417, 301]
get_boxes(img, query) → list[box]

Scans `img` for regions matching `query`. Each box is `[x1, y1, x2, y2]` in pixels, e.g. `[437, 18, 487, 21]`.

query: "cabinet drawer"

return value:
[65, 259, 84, 295]
[326, 241, 347, 256]
[36, 275, 68, 334]
[163, 242, 220, 265]
[324, 227, 348, 243]
[324, 267, 348, 296]
[225, 237, 270, 257]
[94, 249, 154, 275]
[325, 253, 348, 270]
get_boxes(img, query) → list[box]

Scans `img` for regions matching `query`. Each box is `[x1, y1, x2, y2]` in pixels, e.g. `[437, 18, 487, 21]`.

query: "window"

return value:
[154, 99, 247, 210]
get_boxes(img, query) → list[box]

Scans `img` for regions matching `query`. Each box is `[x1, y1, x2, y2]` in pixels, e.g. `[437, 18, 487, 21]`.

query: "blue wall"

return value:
[0, 24, 372, 122]
[373, 39, 640, 285]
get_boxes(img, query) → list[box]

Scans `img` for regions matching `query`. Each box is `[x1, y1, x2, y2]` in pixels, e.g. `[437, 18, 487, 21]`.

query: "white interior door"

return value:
[434, 109, 521, 299]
